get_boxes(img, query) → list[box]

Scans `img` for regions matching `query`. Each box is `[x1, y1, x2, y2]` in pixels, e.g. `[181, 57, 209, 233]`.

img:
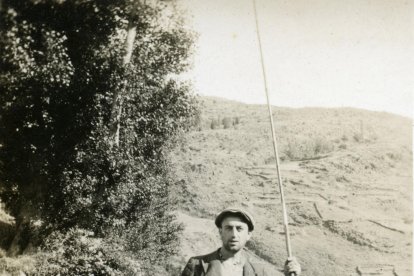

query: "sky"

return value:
[178, 0, 413, 118]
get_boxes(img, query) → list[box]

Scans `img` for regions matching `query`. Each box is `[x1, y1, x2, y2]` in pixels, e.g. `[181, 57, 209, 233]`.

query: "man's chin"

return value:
[225, 244, 242, 252]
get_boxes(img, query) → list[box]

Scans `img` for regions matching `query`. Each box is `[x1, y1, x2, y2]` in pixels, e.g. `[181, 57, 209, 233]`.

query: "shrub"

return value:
[313, 136, 334, 155]
[0, 255, 37, 275]
[211, 119, 220, 129]
[284, 137, 334, 160]
[264, 156, 276, 164]
[222, 117, 232, 129]
[353, 133, 363, 142]
[35, 228, 139, 275]
[338, 144, 347, 150]
[386, 152, 402, 161]
[234, 116, 240, 125]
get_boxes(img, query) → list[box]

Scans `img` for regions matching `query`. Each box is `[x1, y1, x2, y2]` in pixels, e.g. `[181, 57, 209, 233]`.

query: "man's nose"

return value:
[231, 227, 237, 237]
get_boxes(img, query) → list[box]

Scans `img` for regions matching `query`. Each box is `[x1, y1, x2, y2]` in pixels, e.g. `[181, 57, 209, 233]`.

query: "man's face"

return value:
[219, 216, 252, 253]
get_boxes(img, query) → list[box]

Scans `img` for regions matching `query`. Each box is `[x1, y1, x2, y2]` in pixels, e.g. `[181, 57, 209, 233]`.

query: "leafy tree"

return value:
[222, 117, 232, 129]
[210, 119, 219, 130]
[0, 0, 197, 270]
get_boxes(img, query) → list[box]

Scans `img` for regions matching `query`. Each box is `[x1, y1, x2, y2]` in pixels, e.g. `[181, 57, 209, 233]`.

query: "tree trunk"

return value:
[109, 22, 136, 147]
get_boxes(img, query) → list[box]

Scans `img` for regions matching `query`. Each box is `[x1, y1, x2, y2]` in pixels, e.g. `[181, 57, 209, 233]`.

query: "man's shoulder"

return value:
[181, 250, 220, 276]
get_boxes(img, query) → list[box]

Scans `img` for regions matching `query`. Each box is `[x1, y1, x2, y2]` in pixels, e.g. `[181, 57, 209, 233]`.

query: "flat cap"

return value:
[215, 208, 255, 231]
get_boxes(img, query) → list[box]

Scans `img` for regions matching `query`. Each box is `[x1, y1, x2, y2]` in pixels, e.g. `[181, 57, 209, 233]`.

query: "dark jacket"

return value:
[181, 248, 283, 276]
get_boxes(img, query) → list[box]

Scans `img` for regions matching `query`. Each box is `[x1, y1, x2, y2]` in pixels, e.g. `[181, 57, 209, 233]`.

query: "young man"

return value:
[181, 208, 301, 276]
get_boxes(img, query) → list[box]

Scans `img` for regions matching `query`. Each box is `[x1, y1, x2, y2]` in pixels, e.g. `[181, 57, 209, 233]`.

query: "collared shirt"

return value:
[218, 248, 244, 276]
[221, 258, 244, 276]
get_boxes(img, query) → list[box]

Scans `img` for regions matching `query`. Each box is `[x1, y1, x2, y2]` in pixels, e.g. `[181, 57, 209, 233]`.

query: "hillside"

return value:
[0, 96, 411, 275]
[170, 96, 412, 275]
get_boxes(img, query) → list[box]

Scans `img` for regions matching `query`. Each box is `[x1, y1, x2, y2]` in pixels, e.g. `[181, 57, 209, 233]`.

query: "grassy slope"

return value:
[170, 96, 412, 275]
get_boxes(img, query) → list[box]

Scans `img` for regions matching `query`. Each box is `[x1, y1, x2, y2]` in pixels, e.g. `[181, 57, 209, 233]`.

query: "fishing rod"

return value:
[252, 0, 295, 273]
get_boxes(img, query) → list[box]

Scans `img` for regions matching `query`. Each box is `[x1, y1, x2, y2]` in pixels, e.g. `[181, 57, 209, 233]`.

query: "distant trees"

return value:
[209, 116, 240, 130]
[0, 0, 197, 273]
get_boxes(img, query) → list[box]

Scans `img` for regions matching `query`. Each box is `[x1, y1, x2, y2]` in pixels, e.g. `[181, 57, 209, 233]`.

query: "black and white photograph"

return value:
[0, 0, 412, 275]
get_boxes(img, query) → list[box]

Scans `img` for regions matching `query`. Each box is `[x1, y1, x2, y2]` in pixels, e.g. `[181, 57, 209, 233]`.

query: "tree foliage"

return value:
[0, 0, 197, 270]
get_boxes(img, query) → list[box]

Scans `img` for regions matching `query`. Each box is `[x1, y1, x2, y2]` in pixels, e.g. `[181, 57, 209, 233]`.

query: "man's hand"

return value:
[284, 257, 301, 276]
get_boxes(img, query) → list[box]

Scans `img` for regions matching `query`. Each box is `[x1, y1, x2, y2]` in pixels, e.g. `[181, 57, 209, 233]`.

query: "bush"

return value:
[313, 136, 334, 155]
[36, 228, 140, 275]
[210, 119, 220, 129]
[234, 116, 240, 125]
[284, 137, 334, 160]
[338, 144, 347, 150]
[353, 133, 363, 142]
[0, 255, 37, 275]
[386, 152, 402, 161]
[222, 117, 232, 129]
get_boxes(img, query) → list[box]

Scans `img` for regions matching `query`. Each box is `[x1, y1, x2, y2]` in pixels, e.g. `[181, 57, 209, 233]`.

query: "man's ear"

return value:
[246, 231, 252, 241]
